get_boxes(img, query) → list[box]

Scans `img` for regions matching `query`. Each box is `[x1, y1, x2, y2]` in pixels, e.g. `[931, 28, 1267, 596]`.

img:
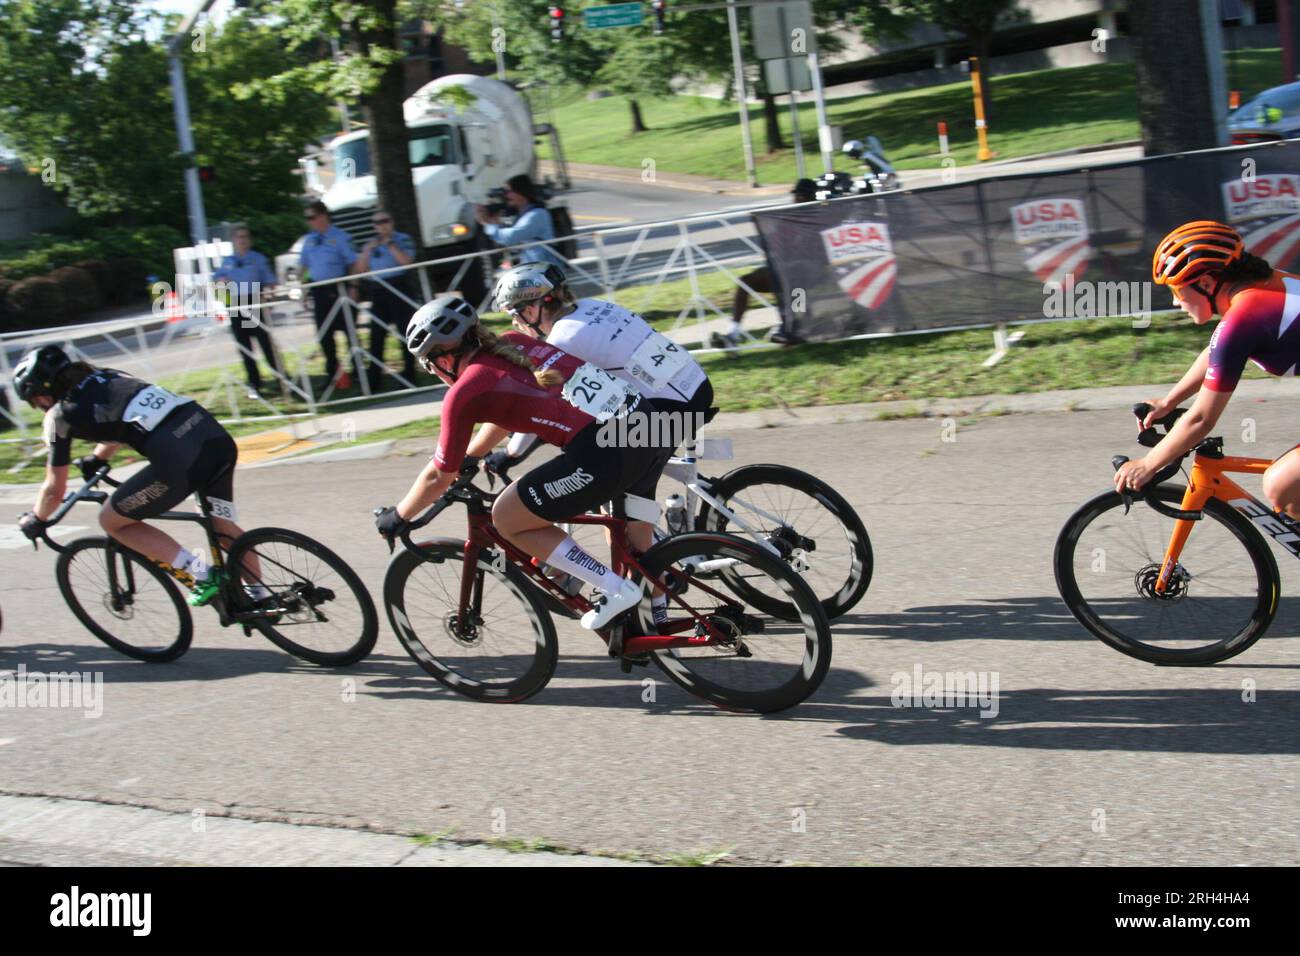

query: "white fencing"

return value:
[1, 200, 788, 438]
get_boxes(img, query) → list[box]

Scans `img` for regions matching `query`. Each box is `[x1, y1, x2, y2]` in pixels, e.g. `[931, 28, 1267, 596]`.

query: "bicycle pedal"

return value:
[605, 622, 626, 658]
[618, 654, 651, 673]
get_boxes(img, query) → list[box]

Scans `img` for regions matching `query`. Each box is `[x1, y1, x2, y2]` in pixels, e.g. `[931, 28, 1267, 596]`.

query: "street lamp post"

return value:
[167, 0, 219, 247]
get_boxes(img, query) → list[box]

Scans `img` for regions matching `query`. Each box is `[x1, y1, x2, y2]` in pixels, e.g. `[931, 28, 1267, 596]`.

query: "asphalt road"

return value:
[2, 400, 1297, 865]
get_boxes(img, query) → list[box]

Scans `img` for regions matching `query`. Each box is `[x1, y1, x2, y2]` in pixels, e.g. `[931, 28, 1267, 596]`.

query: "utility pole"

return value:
[167, 0, 218, 247]
[726, 0, 759, 186]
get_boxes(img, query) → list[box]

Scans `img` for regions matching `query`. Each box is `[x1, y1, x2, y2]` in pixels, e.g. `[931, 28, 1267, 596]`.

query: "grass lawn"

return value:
[0, 303, 1259, 483]
[312, 310, 1250, 453]
[539, 49, 1282, 184]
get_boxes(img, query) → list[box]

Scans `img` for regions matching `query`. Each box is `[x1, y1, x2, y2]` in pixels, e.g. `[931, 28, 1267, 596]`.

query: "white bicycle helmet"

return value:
[491, 263, 568, 320]
[406, 295, 479, 380]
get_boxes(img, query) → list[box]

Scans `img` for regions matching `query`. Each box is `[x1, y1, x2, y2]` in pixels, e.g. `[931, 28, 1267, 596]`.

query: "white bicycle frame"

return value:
[660, 438, 789, 561]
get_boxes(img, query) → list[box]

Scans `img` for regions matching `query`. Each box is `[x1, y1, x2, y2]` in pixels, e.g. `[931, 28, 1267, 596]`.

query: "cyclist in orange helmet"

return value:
[1117, 220, 1300, 517]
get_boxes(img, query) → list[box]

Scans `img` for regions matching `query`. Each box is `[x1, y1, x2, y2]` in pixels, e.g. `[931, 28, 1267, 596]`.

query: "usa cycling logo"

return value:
[1221, 174, 1300, 270]
[820, 221, 897, 309]
[1010, 198, 1090, 284]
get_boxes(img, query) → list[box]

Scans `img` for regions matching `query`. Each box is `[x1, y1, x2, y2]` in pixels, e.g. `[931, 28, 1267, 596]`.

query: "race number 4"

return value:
[627, 331, 691, 391]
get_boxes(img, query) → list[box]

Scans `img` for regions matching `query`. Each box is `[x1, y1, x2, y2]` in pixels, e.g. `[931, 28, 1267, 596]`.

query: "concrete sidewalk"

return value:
[234, 373, 1300, 471]
[0, 794, 646, 867]
[6, 374, 1299, 495]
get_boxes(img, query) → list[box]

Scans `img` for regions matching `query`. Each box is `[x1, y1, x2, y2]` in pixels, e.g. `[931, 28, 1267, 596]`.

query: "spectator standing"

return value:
[712, 178, 818, 352]
[354, 210, 417, 387]
[299, 201, 360, 388]
[212, 226, 284, 401]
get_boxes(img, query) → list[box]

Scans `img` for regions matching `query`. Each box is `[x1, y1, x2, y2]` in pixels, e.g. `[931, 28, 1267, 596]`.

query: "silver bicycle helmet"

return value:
[491, 262, 567, 316]
[406, 295, 479, 361]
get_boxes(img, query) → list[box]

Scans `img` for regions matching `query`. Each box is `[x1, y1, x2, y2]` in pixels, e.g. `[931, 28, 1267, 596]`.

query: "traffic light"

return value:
[197, 165, 216, 183]
[549, 5, 565, 43]
[652, 0, 666, 35]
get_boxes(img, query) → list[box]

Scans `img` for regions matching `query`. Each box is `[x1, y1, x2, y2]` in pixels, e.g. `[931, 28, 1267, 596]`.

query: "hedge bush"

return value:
[49, 266, 102, 315]
[72, 259, 112, 301]
[6, 276, 66, 327]
[0, 277, 15, 331]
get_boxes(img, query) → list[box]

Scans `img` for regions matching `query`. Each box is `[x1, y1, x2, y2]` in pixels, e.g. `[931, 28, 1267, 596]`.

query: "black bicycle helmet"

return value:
[12, 345, 71, 401]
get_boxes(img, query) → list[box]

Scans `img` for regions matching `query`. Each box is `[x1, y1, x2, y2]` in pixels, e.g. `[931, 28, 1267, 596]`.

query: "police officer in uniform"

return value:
[299, 201, 360, 388]
[355, 210, 417, 387]
[213, 226, 284, 400]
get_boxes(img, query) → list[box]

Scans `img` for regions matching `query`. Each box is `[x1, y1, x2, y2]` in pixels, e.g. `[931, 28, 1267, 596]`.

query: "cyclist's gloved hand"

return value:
[374, 506, 410, 540]
[483, 450, 519, 480]
[76, 455, 108, 483]
[17, 511, 44, 540]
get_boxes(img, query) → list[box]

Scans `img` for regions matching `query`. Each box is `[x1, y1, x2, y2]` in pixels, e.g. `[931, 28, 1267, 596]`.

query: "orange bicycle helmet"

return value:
[1152, 220, 1244, 287]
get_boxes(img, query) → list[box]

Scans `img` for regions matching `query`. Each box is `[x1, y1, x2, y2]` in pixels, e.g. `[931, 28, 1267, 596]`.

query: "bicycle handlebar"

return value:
[1113, 406, 1202, 521]
[27, 465, 116, 554]
[375, 456, 494, 555]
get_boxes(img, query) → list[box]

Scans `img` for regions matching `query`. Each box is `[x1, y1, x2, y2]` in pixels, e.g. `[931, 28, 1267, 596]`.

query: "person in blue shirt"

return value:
[299, 201, 360, 387]
[213, 226, 285, 400]
[475, 174, 568, 269]
[354, 210, 417, 387]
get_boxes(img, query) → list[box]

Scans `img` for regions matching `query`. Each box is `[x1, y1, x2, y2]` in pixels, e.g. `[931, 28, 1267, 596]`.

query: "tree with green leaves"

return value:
[241, 0, 423, 250]
[0, 0, 330, 228]
[851, 0, 1024, 122]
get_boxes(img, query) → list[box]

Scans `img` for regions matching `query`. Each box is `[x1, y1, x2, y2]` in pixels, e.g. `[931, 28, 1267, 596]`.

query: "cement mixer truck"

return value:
[278, 74, 567, 290]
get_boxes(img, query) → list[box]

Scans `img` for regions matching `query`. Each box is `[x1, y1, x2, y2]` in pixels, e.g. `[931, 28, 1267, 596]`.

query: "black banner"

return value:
[753, 140, 1300, 342]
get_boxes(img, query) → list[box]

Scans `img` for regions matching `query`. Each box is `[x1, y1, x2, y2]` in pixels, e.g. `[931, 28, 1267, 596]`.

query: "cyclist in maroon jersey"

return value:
[373, 295, 672, 630]
[1116, 220, 1300, 517]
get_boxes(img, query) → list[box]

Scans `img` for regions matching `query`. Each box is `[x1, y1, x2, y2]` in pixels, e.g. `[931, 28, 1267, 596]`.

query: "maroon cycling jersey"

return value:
[434, 332, 595, 473]
[1205, 273, 1300, 393]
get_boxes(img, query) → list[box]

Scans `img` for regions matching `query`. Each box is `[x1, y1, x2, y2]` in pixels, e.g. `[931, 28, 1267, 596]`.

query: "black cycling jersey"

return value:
[42, 369, 194, 468]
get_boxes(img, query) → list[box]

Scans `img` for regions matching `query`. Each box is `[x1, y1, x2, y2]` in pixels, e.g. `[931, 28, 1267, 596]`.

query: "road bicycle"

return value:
[660, 437, 872, 621]
[508, 436, 873, 622]
[1054, 402, 1293, 664]
[379, 456, 833, 713]
[27, 466, 378, 665]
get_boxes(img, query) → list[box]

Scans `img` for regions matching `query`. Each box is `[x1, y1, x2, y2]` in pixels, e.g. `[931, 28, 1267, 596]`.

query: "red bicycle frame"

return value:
[457, 508, 735, 655]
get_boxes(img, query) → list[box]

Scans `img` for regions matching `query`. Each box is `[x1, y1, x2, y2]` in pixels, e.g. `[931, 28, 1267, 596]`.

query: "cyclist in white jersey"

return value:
[485, 264, 718, 619]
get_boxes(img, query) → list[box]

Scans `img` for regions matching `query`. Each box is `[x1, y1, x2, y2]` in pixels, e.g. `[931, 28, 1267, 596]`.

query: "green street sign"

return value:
[584, 2, 644, 29]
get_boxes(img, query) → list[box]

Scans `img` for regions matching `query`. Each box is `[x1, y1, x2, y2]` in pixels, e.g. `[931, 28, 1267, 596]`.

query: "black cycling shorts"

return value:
[626, 377, 715, 502]
[110, 406, 238, 520]
[517, 399, 672, 522]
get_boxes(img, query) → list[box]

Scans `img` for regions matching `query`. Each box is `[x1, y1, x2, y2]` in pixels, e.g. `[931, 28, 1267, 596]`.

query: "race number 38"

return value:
[562, 363, 631, 421]
[627, 331, 691, 391]
[125, 386, 188, 432]
[207, 497, 237, 521]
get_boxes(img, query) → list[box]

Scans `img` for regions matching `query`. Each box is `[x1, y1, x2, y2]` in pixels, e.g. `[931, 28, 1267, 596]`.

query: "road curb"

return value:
[0, 793, 649, 867]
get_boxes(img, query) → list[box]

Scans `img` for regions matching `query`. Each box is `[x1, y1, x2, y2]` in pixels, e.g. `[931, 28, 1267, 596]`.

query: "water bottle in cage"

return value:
[664, 494, 688, 535]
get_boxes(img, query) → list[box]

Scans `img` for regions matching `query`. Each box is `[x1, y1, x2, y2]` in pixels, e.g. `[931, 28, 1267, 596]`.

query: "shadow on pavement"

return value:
[832, 595, 1300, 645]
[1, 642, 420, 683]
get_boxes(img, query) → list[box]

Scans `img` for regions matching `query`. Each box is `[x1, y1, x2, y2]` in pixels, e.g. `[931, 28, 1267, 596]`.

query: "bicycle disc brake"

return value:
[1134, 562, 1190, 601]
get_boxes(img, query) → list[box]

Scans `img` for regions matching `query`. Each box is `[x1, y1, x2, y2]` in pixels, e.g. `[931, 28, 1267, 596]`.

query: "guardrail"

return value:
[0, 199, 791, 437]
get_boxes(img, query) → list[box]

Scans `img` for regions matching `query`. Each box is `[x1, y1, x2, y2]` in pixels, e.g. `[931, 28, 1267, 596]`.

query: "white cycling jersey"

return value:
[546, 298, 708, 404]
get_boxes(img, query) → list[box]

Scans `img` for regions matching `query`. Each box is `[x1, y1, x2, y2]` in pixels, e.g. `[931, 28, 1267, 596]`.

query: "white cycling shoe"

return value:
[580, 578, 643, 630]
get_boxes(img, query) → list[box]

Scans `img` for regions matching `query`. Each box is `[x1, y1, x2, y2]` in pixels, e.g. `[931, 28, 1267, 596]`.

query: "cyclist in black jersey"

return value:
[12, 345, 257, 606]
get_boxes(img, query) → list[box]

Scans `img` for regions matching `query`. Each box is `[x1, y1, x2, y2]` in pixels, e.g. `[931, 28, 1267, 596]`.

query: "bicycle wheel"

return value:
[226, 527, 378, 667]
[55, 537, 192, 663]
[699, 464, 872, 620]
[383, 537, 558, 703]
[633, 532, 832, 713]
[1054, 486, 1278, 664]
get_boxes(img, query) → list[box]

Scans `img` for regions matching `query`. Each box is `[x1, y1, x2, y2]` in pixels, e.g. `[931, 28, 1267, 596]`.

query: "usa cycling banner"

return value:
[821, 221, 898, 310]
[751, 139, 1300, 343]
[1009, 198, 1091, 284]
[1221, 173, 1300, 272]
